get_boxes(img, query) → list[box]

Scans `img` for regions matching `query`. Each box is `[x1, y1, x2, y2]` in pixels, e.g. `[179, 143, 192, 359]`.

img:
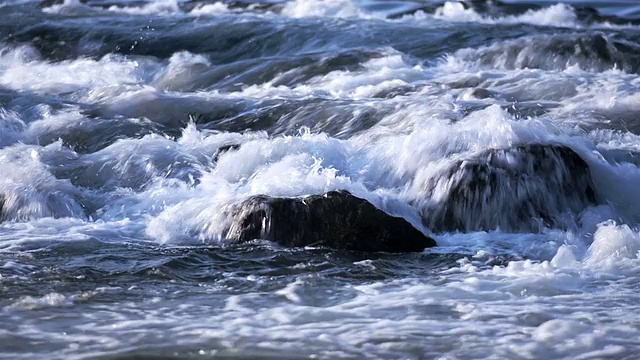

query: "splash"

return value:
[281, 0, 371, 19]
[433, 2, 579, 28]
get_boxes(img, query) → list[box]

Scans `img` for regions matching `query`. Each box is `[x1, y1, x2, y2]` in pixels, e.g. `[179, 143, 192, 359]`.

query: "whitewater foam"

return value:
[107, 0, 180, 16]
[189, 2, 230, 17]
[0, 47, 149, 95]
[0, 142, 86, 222]
[434, 2, 580, 28]
[44, 0, 231, 17]
[281, 0, 369, 19]
[42, 0, 98, 15]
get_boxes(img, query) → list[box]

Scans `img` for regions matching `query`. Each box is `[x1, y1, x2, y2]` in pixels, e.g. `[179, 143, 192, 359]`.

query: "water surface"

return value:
[1, 0, 640, 358]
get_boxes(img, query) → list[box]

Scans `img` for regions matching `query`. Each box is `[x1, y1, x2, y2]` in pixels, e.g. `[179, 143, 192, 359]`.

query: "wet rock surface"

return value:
[224, 190, 436, 252]
[421, 144, 598, 233]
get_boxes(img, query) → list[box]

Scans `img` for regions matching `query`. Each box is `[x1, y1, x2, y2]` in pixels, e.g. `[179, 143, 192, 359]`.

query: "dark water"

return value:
[2, 0, 640, 359]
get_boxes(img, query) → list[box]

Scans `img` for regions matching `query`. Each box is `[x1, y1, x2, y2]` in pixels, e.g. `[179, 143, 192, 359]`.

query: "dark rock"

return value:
[469, 88, 497, 99]
[213, 144, 241, 162]
[224, 190, 436, 252]
[420, 144, 598, 233]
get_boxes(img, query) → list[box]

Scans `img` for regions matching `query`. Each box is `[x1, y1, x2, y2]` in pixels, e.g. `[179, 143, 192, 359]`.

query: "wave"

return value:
[40, 0, 640, 30]
[398, 1, 640, 28]
[43, 0, 373, 19]
[42, 0, 233, 16]
[432, 2, 579, 27]
[280, 0, 369, 19]
[0, 142, 87, 222]
[452, 33, 640, 73]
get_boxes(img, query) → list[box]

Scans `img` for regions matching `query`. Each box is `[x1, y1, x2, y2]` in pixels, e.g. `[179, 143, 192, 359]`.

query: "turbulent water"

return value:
[2, 0, 640, 358]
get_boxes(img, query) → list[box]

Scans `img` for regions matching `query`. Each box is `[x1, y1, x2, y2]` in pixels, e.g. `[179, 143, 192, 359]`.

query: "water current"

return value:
[2, 0, 640, 358]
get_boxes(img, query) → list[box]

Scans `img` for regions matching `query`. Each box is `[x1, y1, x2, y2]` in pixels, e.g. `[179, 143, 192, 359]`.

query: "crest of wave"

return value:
[0, 143, 86, 222]
[281, 0, 372, 19]
[432, 2, 579, 28]
[107, 0, 180, 15]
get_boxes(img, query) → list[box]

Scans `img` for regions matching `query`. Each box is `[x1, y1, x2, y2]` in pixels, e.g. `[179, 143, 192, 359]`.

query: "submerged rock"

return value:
[420, 144, 598, 233]
[213, 144, 241, 162]
[224, 190, 436, 252]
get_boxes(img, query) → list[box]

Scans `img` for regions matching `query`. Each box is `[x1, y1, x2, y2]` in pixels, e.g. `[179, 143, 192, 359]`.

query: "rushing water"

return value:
[1, 0, 640, 358]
